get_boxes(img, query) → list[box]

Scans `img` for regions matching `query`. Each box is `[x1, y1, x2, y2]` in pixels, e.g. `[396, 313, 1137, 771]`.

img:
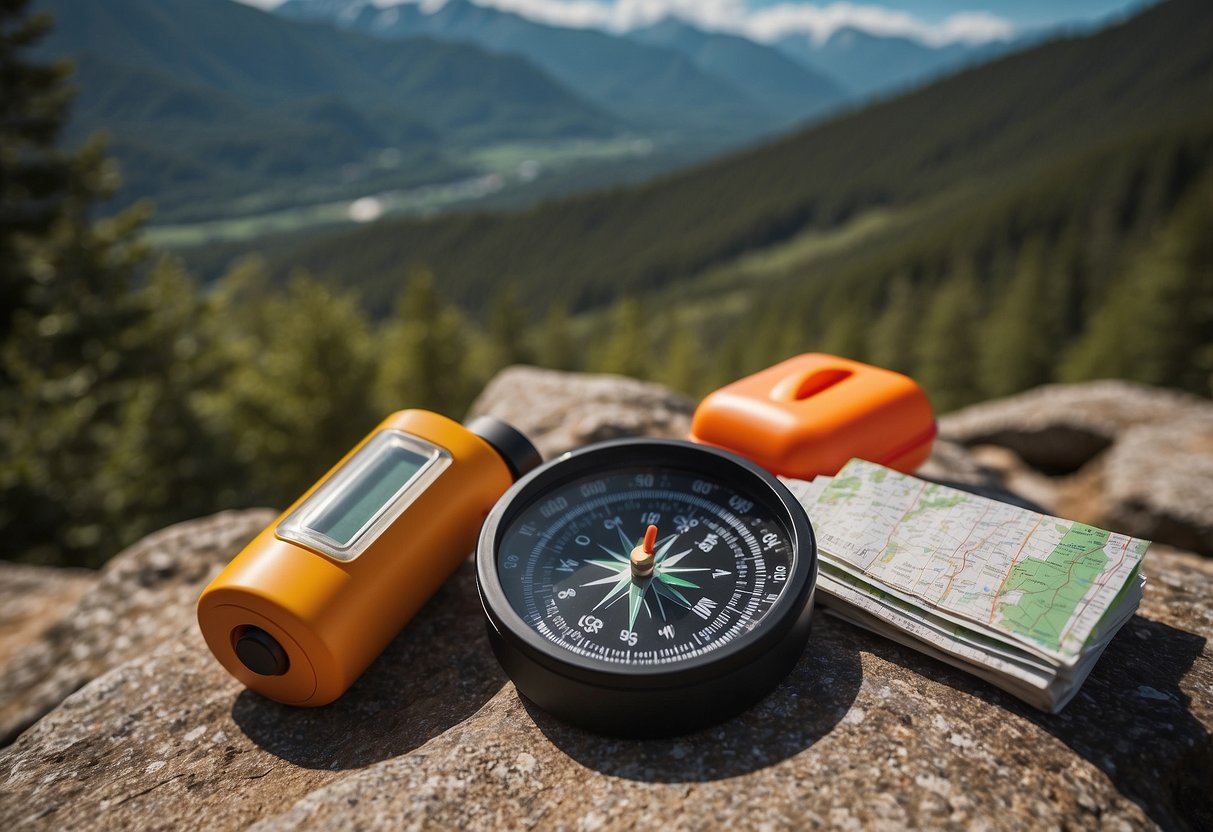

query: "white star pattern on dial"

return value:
[580, 528, 713, 630]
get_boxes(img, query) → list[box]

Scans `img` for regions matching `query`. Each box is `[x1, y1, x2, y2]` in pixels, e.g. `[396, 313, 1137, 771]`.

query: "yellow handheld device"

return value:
[197, 410, 540, 706]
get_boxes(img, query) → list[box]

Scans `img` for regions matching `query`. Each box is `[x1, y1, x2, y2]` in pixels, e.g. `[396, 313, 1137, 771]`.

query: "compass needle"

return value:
[616, 525, 635, 555]
[653, 535, 680, 563]
[580, 572, 626, 588]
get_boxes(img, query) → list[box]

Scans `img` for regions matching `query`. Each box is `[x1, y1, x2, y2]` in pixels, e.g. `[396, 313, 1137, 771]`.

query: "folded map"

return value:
[783, 460, 1149, 712]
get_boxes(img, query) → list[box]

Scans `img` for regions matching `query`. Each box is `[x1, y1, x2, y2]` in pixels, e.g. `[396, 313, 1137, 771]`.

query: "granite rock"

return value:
[0, 562, 93, 672]
[0, 551, 508, 831]
[1100, 416, 1213, 555]
[468, 365, 695, 459]
[940, 382, 1213, 554]
[0, 509, 276, 747]
[3, 374, 1213, 831]
[939, 381, 1213, 472]
[1, 526, 1208, 831]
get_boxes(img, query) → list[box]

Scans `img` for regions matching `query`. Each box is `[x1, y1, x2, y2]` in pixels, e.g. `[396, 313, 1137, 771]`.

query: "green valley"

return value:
[172, 0, 1213, 412]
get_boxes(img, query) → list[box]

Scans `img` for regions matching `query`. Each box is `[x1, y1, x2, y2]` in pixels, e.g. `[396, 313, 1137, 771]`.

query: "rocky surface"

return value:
[942, 381, 1213, 556]
[2, 371, 1211, 831]
[1101, 416, 1213, 555]
[0, 510, 276, 746]
[468, 365, 696, 460]
[939, 381, 1213, 472]
[0, 563, 93, 672]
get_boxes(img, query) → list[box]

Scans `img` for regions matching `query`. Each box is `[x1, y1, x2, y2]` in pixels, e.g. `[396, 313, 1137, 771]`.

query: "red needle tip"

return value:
[643, 524, 658, 555]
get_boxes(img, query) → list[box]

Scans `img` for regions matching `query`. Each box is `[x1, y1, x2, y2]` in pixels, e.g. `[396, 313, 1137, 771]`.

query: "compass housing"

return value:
[476, 439, 817, 736]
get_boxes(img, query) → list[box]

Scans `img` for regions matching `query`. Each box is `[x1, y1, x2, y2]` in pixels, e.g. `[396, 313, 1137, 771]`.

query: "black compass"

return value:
[476, 439, 817, 736]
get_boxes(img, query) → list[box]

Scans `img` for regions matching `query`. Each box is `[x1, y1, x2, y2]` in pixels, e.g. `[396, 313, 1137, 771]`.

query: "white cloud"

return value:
[460, 0, 1016, 45]
[744, 3, 1014, 45]
[234, 0, 1016, 46]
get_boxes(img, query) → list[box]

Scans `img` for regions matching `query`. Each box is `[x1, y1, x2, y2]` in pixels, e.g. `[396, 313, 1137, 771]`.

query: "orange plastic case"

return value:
[690, 354, 936, 480]
[197, 410, 515, 706]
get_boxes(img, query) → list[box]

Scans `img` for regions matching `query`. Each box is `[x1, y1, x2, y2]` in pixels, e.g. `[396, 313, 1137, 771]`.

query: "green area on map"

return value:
[997, 523, 1110, 652]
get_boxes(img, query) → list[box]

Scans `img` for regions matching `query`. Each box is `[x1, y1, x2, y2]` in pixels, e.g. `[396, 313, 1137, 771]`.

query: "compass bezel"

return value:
[476, 439, 817, 699]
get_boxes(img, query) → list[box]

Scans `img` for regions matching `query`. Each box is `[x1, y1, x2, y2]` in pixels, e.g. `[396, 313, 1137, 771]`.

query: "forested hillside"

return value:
[5, 0, 1211, 569]
[176, 0, 1213, 417]
[35, 0, 620, 221]
[232, 0, 1213, 316]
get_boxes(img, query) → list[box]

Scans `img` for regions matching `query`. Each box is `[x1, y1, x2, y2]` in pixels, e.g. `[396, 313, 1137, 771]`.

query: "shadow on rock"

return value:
[526, 614, 863, 782]
[232, 559, 506, 769]
[864, 613, 1210, 831]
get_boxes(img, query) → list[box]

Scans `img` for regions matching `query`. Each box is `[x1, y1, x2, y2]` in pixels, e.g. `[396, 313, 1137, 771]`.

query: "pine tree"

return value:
[0, 0, 175, 564]
[590, 295, 650, 379]
[819, 306, 868, 362]
[867, 274, 920, 374]
[915, 260, 984, 413]
[486, 281, 533, 370]
[978, 238, 1062, 398]
[0, 0, 73, 348]
[200, 269, 379, 507]
[654, 314, 702, 395]
[1061, 182, 1213, 395]
[374, 266, 477, 417]
[536, 302, 577, 371]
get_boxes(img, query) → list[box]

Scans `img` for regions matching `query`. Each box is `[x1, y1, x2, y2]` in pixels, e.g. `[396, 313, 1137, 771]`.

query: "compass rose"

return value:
[580, 524, 710, 630]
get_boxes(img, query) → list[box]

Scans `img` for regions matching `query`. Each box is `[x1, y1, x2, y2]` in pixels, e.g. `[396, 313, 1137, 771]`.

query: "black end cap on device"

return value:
[466, 416, 542, 481]
[232, 625, 289, 677]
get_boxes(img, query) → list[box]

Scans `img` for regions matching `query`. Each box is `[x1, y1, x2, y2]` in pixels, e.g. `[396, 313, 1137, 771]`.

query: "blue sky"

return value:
[242, 1, 1153, 44]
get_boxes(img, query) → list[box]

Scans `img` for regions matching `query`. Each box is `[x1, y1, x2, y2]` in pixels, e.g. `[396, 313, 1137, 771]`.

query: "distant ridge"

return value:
[36, 0, 619, 220]
[245, 0, 1213, 314]
[277, 0, 844, 136]
[775, 25, 1020, 99]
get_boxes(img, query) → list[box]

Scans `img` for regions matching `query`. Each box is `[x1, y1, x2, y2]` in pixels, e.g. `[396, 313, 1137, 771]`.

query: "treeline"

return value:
[697, 127, 1213, 412]
[10, 151, 1210, 568]
[5, 0, 1212, 568]
[206, 0, 1213, 315]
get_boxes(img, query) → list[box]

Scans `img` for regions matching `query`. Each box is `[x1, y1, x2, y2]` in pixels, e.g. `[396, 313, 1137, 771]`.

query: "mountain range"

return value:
[37, 0, 1020, 226]
[213, 0, 1212, 319]
[279, 0, 1015, 105]
[775, 25, 1021, 99]
[37, 0, 625, 222]
[278, 0, 846, 133]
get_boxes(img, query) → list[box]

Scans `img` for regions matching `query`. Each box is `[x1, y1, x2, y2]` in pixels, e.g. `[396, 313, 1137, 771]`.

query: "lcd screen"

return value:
[307, 443, 431, 546]
[276, 429, 451, 560]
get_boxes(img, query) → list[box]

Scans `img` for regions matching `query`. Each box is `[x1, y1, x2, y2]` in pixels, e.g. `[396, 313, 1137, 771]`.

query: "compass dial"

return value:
[499, 469, 793, 666]
[477, 439, 817, 736]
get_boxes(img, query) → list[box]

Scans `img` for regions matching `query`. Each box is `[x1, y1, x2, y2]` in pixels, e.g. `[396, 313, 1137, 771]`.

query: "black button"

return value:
[232, 625, 289, 676]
